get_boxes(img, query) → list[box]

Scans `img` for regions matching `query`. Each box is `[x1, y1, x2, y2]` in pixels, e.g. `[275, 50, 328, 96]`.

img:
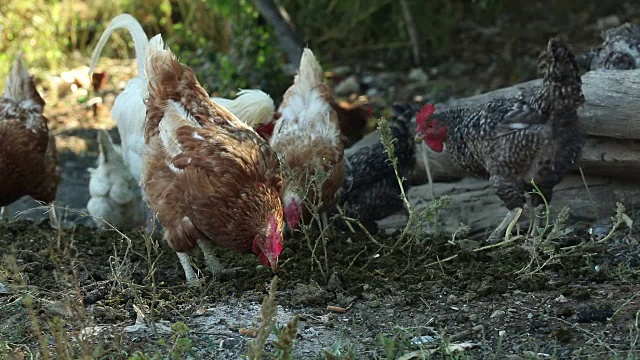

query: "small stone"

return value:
[490, 310, 506, 319]
[555, 294, 569, 303]
[447, 294, 458, 304]
[408, 68, 428, 84]
[596, 15, 621, 31]
[0, 282, 10, 294]
[332, 65, 352, 78]
[334, 75, 360, 96]
[327, 272, 343, 292]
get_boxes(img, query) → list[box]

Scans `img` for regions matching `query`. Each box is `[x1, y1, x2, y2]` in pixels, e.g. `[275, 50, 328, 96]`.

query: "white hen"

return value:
[87, 130, 145, 229]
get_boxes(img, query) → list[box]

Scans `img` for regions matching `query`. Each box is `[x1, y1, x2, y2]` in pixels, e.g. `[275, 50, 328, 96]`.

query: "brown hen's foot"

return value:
[177, 251, 202, 288]
[487, 208, 520, 243]
[144, 205, 158, 235]
[197, 239, 224, 278]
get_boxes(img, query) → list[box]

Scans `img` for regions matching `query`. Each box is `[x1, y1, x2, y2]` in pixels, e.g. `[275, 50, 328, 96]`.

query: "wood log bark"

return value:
[377, 174, 640, 236]
[347, 69, 640, 183]
[436, 69, 640, 140]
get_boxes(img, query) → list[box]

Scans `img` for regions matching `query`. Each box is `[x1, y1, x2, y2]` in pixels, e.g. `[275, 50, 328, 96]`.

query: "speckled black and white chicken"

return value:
[578, 22, 640, 70]
[87, 130, 146, 229]
[417, 38, 585, 241]
[335, 103, 416, 233]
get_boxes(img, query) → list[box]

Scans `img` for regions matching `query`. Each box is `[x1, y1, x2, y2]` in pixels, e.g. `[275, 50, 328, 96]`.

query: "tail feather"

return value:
[144, 35, 242, 139]
[97, 130, 117, 164]
[89, 14, 149, 77]
[538, 38, 585, 111]
[210, 89, 275, 128]
[3, 53, 45, 109]
[292, 48, 325, 95]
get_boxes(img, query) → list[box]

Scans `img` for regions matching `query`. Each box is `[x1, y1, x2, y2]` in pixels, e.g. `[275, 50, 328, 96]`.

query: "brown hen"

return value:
[270, 48, 345, 230]
[142, 35, 284, 286]
[0, 54, 60, 216]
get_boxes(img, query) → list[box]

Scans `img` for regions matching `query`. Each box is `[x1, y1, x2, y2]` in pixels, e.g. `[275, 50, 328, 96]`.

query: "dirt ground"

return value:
[2, 2, 640, 359]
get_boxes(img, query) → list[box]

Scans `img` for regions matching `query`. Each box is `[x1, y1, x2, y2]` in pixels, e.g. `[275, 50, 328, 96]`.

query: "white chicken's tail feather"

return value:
[97, 130, 118, 164]
[3, 52, 45, 109]
[210, 89, 275, 128]
[293, 48, 324, 95]
[89, 14, 149, 78]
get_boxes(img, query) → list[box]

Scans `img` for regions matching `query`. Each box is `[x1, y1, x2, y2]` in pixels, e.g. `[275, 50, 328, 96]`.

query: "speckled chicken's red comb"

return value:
[416, 103, 435, 134]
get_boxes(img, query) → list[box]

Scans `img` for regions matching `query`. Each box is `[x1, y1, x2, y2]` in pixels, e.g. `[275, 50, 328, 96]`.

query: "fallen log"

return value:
[377, 174, 640, 236]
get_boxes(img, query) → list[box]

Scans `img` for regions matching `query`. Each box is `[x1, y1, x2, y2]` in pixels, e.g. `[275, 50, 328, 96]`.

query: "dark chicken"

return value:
[578, 22, 640, 70]
[331, 100, 373, 148]
[417, 38, 585, 241]
[336, 103, 416, 233]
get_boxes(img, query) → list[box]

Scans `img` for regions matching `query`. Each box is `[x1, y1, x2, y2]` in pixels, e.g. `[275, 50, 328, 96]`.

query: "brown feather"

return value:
[142, 41, 284, 255]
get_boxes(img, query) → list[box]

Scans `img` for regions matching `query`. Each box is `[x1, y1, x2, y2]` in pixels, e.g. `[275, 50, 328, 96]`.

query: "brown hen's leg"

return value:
[176, 252, 200, 287]
[144, 205, 157, 235]
[196, 240, 224, 278]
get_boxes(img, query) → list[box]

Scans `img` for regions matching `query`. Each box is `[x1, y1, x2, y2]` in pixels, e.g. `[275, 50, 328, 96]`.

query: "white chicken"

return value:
[87, 130, 145, 229]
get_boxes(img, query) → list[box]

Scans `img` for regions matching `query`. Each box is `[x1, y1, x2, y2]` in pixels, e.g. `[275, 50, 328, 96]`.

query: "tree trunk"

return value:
[251, 0, 304, 67]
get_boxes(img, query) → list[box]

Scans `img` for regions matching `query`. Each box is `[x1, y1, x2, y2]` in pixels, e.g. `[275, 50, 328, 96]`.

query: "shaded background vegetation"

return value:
[0, 0, 507, 99]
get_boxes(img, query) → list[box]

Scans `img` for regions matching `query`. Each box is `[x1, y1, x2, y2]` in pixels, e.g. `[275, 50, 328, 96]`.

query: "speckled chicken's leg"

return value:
[487, 209, 520, 243]
[488, 174, 526, 243]
[196, 239, 224, 278]
[176, 252, 200, 287]
[528, 204, 545, 238]
[321, 211, 330, 230]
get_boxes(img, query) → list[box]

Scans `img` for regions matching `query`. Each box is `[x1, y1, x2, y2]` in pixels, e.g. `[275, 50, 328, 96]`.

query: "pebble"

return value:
[408, 68, 428, 84]
[490, 310, 506, 319]
[554, 294, 569, 303]
[0, 282, 10, 294]
[334, 75, 360, 96]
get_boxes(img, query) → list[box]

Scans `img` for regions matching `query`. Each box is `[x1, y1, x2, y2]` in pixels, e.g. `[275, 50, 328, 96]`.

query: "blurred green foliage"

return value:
[0, 0, 502, 100]
[279, 0, 502, 65]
